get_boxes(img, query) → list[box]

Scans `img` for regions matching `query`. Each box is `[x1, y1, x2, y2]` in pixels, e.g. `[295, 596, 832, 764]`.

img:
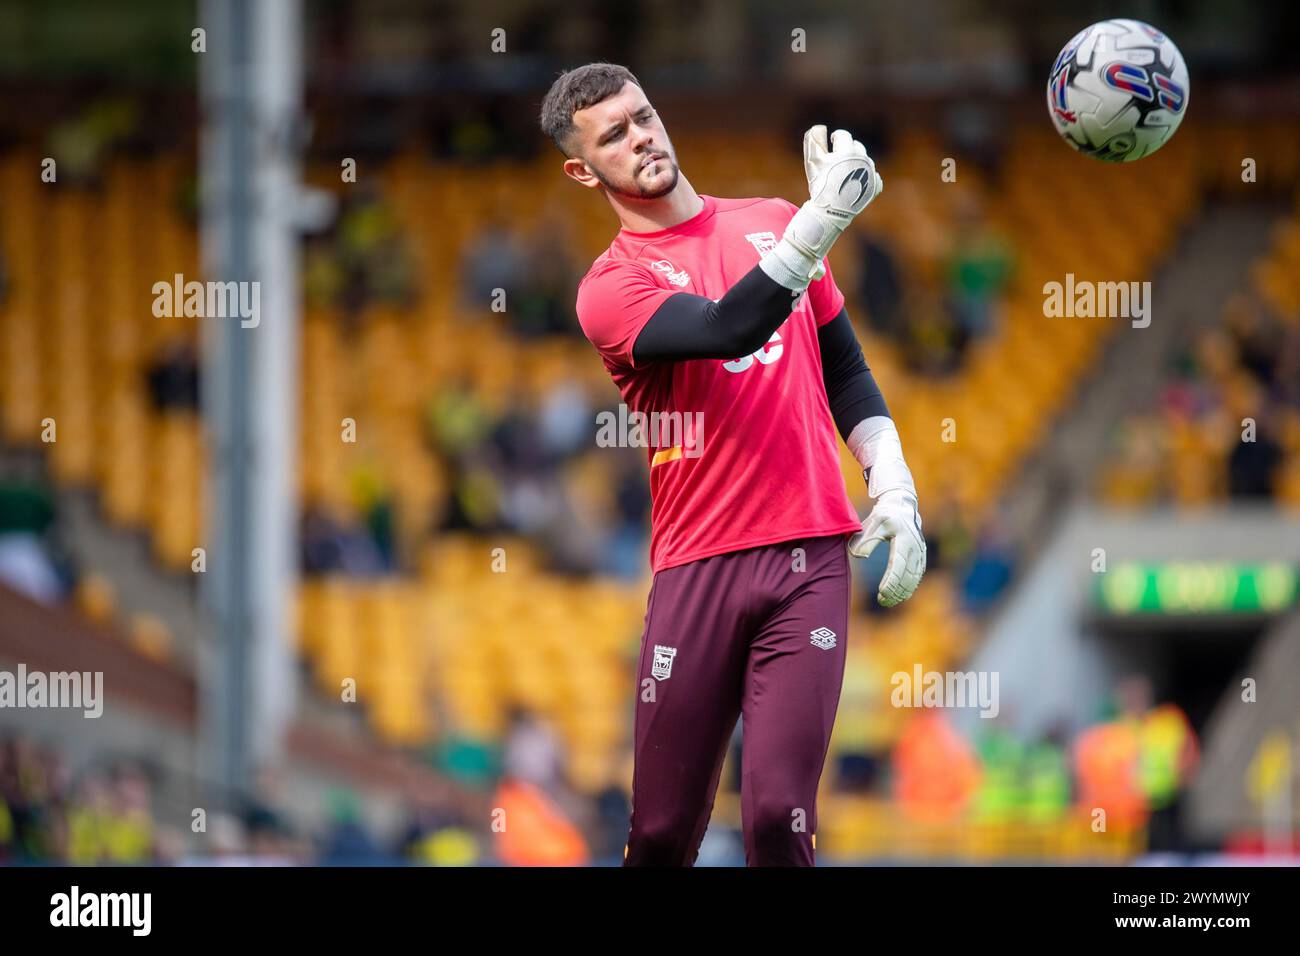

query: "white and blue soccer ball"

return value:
[1047, 19, 1190, 162]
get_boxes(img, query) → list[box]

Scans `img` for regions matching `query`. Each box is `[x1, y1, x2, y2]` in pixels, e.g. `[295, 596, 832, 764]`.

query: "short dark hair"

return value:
[539, 62, 642, 158]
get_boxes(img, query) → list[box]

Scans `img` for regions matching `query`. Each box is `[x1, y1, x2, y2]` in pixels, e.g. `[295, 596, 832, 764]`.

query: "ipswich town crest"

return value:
[651, 644, 677, 681]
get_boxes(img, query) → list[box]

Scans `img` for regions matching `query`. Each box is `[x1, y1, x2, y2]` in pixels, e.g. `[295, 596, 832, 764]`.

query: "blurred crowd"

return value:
[1102, 288, 1300, 505]
[0, 718, 631, 866]
[1, 735, 161, 864]
[459, 210, 584, 340]
[0, 673, 1224, 864]
[426, 380, 651, 579]
[855, 193, 1014, 377]
[831, 675, 1204, 852]
[293, 174, 655, 581]
[304, 184, 417, 330]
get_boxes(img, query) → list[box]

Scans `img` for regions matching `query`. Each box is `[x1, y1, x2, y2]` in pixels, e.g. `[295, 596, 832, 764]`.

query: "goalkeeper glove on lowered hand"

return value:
[760, 125, 884, 291]
[849, 490, 926, 607]
[846, 417, 926, 607]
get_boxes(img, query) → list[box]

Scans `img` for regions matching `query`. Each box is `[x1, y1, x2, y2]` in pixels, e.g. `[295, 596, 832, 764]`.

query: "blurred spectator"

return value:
[960, 518, 1015, 614]
[444, 96, 528, 164]
[901, 287, 969, 376]
[400, 781, 482, 866]
[603, 449, 651, 579]
[1102, 289, 1300, 507]
[145, 339, 200, 412]
[430, 734, 498, 792]
[942, 193, 1013, 343]
[893, 712, 980, 824]
[923, 494, 974, 573]
[0, 738, 475, 866]
[591, 780, 632, 862]
[1228, 411, 1283, 498]
[243, 766, 310, 864]
[509, 223, 581, 339]
[438, 454, 506, 535]
[460, 213, 529, 311]
[1, 736, 57, 862]
[943, 101, 1006, 180]
[66, 763, 153, 864]
[304, 184, 415, 324]
[538, 380, 593, 460]
[1224, 292, 1283, 385]
[1022, 731, 1071, 824]
[459, 211, 581, 338]
[489, 776, 590, 866]
[1121, 679, 1200, 853]
[348, 461, 397, 571]
[338, 187, 415, 313]
[494, 708, 591, 866]
[45, 98, 141, 189]
[832, 654, 887, 794]
[502, 708, 566, 799]
[491, 387, 553, 476]
[299, 504, 388, 576]
[971, 727, 1023, 823]
[1073, 676, 1200, 848]
[426, 377, 495, 463]
[319, 788, 387, 865]
[855, 232, 904, 339]
[1, 737, 160, 864]
[533, 487, 602, 574]
[0, 478, 68, 605]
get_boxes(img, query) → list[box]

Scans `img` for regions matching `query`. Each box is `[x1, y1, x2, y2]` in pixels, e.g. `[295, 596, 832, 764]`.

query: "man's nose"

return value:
[630, 125, 654, 153]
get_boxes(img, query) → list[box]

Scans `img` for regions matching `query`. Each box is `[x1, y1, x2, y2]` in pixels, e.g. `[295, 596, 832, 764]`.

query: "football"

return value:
[1047, 19, 1190, 162]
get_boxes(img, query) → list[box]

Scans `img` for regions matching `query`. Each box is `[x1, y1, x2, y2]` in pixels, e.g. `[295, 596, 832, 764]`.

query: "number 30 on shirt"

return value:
[722, 330, 784, 374]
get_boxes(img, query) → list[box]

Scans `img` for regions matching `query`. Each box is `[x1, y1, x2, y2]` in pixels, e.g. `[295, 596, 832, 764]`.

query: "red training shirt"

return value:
[576, 194, 862, 573]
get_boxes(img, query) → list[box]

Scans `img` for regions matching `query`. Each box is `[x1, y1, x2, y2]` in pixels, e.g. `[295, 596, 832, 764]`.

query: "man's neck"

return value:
[609, 177, 704, 234]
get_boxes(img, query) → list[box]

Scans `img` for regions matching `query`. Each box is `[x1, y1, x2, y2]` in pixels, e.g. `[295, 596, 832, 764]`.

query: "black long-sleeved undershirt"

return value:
[630, 264, 802, 364]
[630, 264, 889, 441]
[817, 306, 890, 439]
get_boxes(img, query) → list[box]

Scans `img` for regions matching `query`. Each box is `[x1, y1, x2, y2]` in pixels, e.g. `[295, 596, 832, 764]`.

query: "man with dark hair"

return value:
[540, 63, 926, 866]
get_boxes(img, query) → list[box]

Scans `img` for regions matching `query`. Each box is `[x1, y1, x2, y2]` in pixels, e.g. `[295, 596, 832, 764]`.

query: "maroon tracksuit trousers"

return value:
[623, 533, 850, 867]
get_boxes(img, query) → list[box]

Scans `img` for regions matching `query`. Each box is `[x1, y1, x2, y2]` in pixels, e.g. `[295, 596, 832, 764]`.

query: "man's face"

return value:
[566, 82, 680, 200]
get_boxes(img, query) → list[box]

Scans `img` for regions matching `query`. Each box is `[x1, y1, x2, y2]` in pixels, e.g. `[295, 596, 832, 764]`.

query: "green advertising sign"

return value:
[1097, 562, 1299, 616]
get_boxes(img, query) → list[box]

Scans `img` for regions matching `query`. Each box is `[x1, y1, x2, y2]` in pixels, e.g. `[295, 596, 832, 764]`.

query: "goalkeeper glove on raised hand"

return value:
[760, 125, 884, 290]
[846, 416, 926, 607]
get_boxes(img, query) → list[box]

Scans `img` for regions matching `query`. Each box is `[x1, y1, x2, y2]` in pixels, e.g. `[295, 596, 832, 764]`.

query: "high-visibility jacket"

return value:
[893, 713, 980, 824]
[1137, 704, 1197, 808]
[1023, 742, 1070, 823]
[972, 731, 1023, 823]
[1074, 720, 1146, 826]
[492, 779, 590, 867]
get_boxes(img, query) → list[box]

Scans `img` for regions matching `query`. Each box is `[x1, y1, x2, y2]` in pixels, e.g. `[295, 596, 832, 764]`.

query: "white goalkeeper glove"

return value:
[760, 125, 884, 291]
[846, 417, 926, 607]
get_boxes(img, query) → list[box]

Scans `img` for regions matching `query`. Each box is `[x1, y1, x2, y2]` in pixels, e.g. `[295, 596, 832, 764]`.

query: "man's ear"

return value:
[563, 156, 602, 190]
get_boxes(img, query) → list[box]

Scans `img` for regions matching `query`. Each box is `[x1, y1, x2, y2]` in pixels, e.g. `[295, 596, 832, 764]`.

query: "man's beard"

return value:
[592, 155, 680, 200]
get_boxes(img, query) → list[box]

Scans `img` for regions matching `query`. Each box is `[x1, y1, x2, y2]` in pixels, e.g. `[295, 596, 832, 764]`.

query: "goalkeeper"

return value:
[539, 63, 925, 866]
